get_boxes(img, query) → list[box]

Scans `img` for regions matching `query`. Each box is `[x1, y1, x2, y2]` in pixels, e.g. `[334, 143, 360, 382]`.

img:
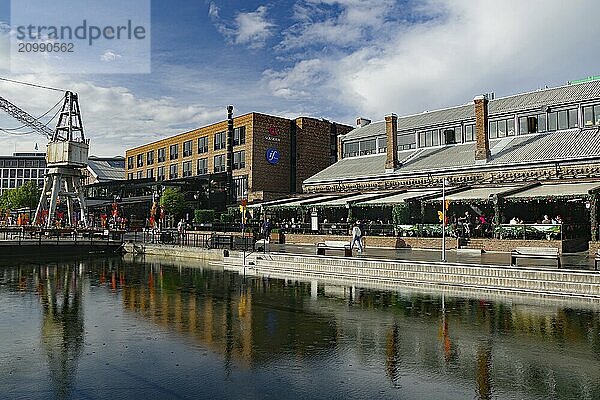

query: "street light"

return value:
[442, 178, 449, 262]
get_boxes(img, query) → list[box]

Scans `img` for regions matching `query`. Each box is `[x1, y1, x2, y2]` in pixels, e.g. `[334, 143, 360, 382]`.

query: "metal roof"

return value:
[264, 194, 345, 208]
[304, 128, 600, 185]
[355, 189, 440, 205]
[505, 182, 600, 199]
[343, 80, 600, 141]
[87, 157, 125, 182]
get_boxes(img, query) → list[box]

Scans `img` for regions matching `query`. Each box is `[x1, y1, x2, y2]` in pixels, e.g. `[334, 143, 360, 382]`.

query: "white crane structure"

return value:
[0, 81, 89, 228]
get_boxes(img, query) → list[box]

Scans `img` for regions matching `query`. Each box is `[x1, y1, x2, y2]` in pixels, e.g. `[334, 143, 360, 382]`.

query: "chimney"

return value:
[385, 113, 398, 171]
[473, 95, 490, 163]
[337, 135, 344, 161]
[356, 117, 371, 127]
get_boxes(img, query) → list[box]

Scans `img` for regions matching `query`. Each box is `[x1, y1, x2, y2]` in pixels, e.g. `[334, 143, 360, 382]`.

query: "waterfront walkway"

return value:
[265, 243, 597, 271]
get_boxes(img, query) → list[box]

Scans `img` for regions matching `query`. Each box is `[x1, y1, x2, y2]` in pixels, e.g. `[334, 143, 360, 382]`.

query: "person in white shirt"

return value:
[350, 221, 363, 253]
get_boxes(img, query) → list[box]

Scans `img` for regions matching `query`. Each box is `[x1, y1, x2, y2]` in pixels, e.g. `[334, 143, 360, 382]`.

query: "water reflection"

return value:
[0, 255, 599, 399]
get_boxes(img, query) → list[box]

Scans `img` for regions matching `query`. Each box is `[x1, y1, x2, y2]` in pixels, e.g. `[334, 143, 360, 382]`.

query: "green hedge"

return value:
[194, 209, 215, 224]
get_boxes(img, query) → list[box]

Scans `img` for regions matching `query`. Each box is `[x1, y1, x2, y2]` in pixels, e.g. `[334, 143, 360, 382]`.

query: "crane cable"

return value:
[0, 76, 65, 92]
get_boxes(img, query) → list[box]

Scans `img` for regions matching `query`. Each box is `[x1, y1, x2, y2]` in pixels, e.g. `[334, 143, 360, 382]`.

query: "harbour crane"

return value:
[0, 78, 89, 228]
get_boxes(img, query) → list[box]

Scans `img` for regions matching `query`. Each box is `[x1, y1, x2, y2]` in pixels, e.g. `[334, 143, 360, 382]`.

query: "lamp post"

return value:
[441, 179, 448, 262]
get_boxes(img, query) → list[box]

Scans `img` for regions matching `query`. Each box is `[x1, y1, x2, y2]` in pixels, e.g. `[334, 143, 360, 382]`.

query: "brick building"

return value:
[125, 112, 352, 204]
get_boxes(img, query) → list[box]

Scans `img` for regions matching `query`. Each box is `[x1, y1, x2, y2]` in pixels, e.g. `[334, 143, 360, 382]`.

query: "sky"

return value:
[0, 0, 599, 156]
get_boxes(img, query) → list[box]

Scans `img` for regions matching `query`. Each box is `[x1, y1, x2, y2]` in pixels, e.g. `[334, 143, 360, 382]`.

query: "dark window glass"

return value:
[548, 112, 557, 131]
[127, 156, 134, 169]
[557, 110, 568, 130]
[584, 106, 594, 126]
[595, 105, 600, 125]
[182, 161, 192, 177]
[233, 151, 246, 170]
[378, 137, 387, 153]
[568, 108, 578, 128]
[17, 170, 23, 178]
[343, 142, 359, 157]
[419, 132, 426, 147]
[169, 144, 179, 160]
[497, 120, 507, 138]
[214, 155, 226, 173]
[9, 169, 15, 178]
[443, 129, 456, 144]
[136, 171, 143, 179]
[137, 153, 144, 167]
[214, 132, 226, 150]
[519, 117, 528, 134]
[489, 121, 498, 139]
[24, 169, 30, 178]
[147, 150, 154, 165]
[32, 170, 37, 178]
[158, 148, 166, 162]
[147, 169, 154, 179]
[507, 119, 515, 136]
[127, 173, 133, 180]
[537, 114, 547, 132]
[359, 139, 376, 155]
[233, 126, 246, 146]
[197, 158, 208, 175]
[464, 124, 475, 142]
[157, 166, 165, 181]
[183, 140, 193, 157]
[198, 137, 209, 153]
[169, 164, 178, 179]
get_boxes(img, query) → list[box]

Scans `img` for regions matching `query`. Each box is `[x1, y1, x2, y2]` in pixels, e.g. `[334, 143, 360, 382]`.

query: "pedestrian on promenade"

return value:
[350, 220, 363, 253]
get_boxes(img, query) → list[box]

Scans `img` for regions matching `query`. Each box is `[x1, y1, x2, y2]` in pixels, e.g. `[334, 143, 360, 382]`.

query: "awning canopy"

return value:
[355, 189, 440, 206]
[263, 194, 348, 209]
[433, 186, 521, 202]
[505, 182, 600, 200]
[311, 192, 397, 208]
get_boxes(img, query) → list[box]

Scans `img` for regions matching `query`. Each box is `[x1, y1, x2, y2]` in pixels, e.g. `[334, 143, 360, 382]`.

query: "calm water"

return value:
[1, 255, 599, 400]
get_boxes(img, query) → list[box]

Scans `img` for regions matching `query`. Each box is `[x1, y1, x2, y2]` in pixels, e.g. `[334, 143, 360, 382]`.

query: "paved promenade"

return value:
[265, 243, 597, 271]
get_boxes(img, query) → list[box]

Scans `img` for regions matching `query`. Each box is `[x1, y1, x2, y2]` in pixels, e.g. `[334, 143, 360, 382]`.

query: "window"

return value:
[147, 150, 154, 165]
[24, 170, 30, 178]
[233, 151, 245, 170]
[9, 179, 15, 188]
[17, 170, 23, 178]
[157, 166, 165, 181]
[233, 126, 246, 146]
[32, 170, 37, 178]
[127, 173, 133, 180]
[147, 169, 154, 179]
[233, 175, 248, 200]
[443, 129, 456, 144]
[397, 132, 416, 150]
[1, 170, 6, 178]
[489, 118, 515, 139]
[169, 144, 179, 160]
[18, 160, 24, 168]
[127, 156, 134, 169]
[183, 140, 193, 157]
[214, 131, 226, 150]
[10, 169, 15, 178]
[464, 124, 475, 142]
[137, 153, 144, 167]
[378, 137, 387, 153]
[169, 164, 178, 179]
[39, 169, 45, 178]
[419, 129, 442, 147]
[16, 179, 22, 187]
[583, 104, 600, 126]
[158, 147, 166, 162]
[359, 139, 376, 155]
[547, 108, 577, 131]
[182, 161, 192, 177]
[197, 158, 208, 175]
[343, 141, 359, 157]
[198, 136, 208, 153]
[0, 160, 3, 167]
[1, 179, 6, 188]
[136, 171, 143, 179]
[25, 160, 32, 167]
[519, 114, 547, 134]
[214, 154, 226, 173]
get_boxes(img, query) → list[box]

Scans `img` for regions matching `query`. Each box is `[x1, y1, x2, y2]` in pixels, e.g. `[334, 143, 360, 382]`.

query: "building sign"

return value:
[265, 126, 282, 143]
[266, 148, 280, 165]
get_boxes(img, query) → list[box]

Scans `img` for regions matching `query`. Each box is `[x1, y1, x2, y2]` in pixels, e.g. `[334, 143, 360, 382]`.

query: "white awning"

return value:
[267, 194, 348, 208]
[434, 186, 521, 202]
[355, 189, 440, 206]
[505, 182, 600, 200]
[311, 192, 396, 207]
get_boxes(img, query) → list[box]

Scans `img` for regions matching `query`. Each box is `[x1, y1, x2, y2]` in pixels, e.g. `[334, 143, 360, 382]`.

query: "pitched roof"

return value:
[87, 157, 125, 182]
[343, 80, 600, 141]
[304, 128, 600, 185]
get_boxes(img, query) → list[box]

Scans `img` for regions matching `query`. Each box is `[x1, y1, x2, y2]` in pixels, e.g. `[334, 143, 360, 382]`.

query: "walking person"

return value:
[350, 220, 363, 253]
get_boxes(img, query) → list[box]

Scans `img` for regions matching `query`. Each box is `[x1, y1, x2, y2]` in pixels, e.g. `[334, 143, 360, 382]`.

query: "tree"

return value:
[159, 188, 187, 220]
[0, 181, 40, 210]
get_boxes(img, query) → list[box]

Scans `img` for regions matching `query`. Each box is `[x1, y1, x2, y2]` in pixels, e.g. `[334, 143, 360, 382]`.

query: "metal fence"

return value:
[130, 229, 258, 251]
[0, 227, 125, 245]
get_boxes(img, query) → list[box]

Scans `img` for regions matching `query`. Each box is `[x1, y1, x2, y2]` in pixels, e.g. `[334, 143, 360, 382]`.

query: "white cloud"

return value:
[100, 50, 122, 62]
[267, 0, 600, 120]
[209, 3, 275, 49]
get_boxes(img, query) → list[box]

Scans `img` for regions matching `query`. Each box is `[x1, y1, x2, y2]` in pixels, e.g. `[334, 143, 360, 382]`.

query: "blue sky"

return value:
[0, 0, 599, 156]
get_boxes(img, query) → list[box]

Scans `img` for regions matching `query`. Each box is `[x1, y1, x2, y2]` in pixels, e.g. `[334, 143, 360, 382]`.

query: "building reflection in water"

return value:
[37, 264, 85, 399]
[2, 255, 600, 399]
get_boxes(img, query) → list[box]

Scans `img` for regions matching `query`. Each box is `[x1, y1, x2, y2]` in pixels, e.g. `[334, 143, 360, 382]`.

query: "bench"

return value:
[594, 249, 600, 271]
[316, 240, 352, 257]
[510, 247, 560, 268]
